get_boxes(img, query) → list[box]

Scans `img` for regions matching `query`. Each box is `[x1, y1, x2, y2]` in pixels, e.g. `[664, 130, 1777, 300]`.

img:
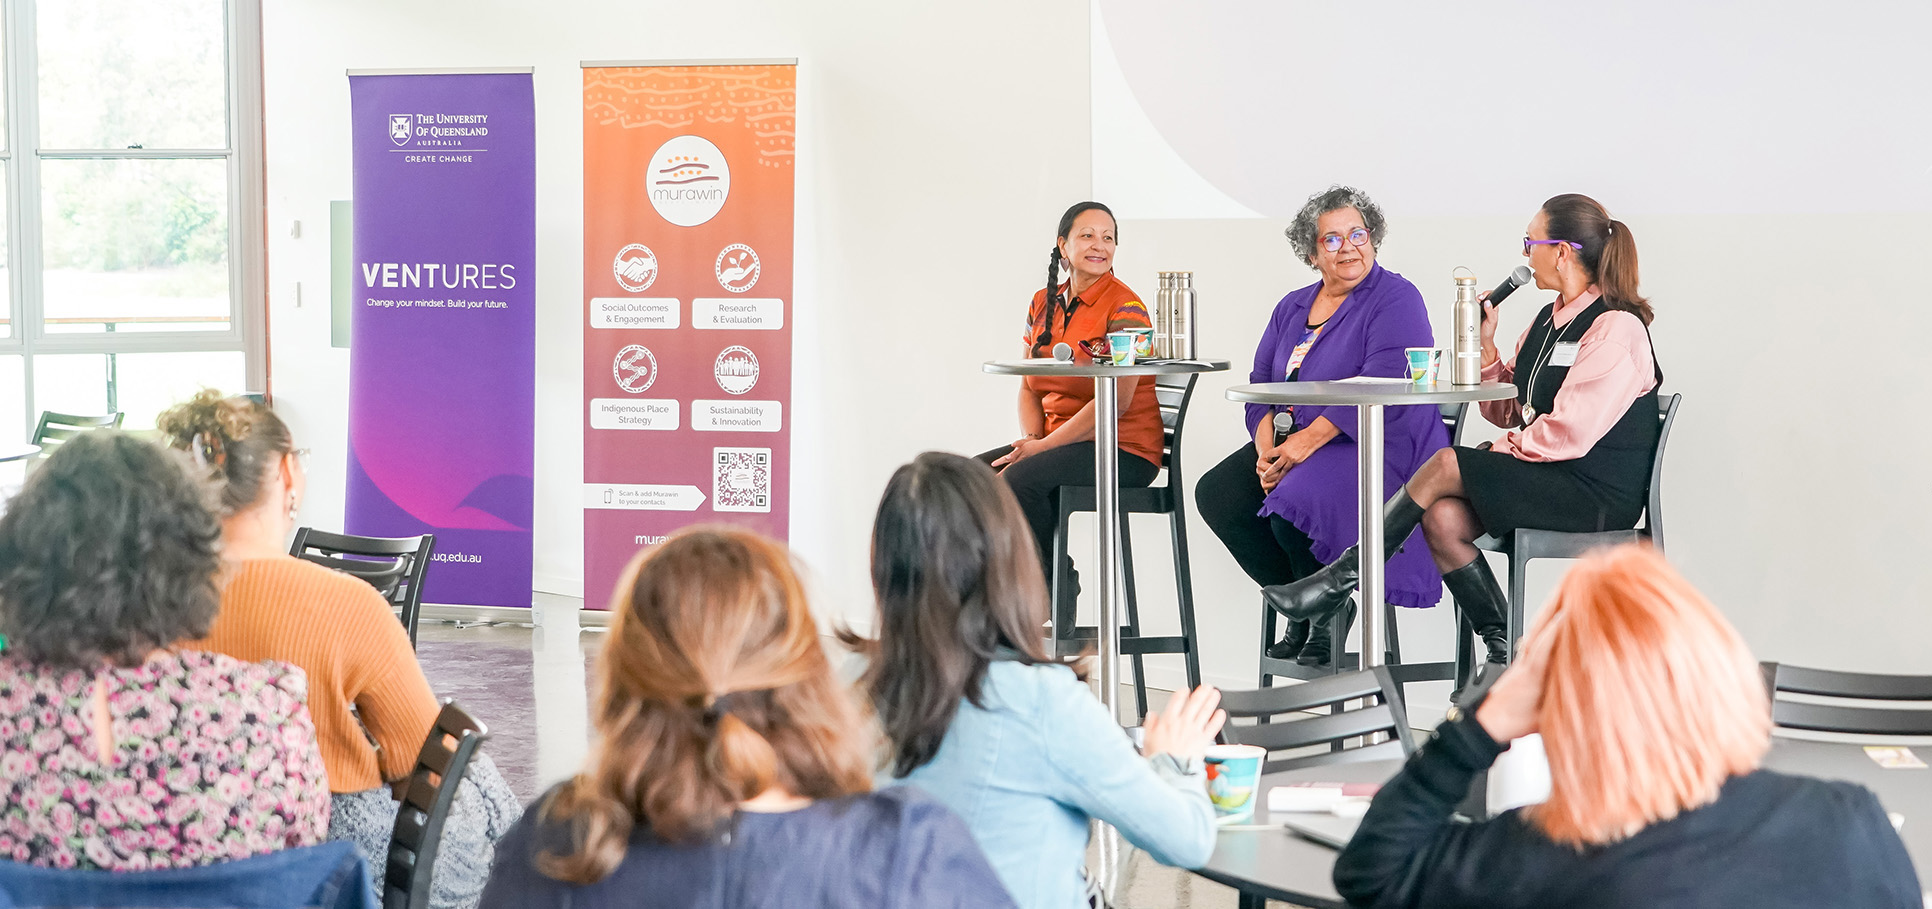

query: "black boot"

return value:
[1263, 489, 1426, 622]
[1443, 558, 1510, 703]
[1265, 619, 1311, 660]
[1297, 599, 1357, 666]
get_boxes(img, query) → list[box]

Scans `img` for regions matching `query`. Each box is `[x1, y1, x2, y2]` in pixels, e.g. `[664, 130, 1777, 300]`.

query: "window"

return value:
[0, 0, 263, 437]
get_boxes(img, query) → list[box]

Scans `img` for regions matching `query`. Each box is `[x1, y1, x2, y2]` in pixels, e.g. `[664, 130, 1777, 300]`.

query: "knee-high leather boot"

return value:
[1443, 557, 1510, 666]
[1263, 489, 1426, 622]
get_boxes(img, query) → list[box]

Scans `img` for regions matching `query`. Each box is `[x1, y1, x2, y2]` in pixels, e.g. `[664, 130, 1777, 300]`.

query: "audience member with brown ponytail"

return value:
[479, 527, 1013, 909]
[1265, 194, 1664, 697]
[157, 389, 521, 909]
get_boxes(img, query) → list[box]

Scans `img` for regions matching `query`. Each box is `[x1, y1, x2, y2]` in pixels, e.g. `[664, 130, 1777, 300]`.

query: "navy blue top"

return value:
[480, 785, 1016, 909]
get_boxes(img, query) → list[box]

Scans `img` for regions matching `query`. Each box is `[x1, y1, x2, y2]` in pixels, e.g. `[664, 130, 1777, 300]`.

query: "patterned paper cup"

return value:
[1107, 331, 1137, 366]
[1406, 347, 1442, 384]
[1205, 743, 1267, 824]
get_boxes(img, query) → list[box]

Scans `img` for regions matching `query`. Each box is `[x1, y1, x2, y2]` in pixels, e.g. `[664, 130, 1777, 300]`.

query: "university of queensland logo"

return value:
[647, 135, 731, 228]
[389, 114, 413, 146]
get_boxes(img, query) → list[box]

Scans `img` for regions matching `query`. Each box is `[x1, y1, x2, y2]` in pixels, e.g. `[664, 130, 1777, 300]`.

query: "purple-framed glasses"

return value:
[1523, 237, 1583, 254]
[1321, 227, 1371, 253]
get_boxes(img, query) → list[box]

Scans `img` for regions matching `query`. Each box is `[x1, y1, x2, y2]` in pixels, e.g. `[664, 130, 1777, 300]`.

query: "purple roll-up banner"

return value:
[345, 70, 535, 608]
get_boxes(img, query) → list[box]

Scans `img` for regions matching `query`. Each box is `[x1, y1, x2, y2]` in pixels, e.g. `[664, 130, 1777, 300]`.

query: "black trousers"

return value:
[975, 441, 1159, 578]
[1195, 441, 1322, 588]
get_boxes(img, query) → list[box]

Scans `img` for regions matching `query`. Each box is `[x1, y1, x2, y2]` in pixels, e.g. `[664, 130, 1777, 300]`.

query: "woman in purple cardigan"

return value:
[1196, 186, 1448, 665]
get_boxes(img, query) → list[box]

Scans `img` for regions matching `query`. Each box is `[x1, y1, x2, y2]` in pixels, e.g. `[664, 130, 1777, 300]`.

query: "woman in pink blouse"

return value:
[1266, 194, 1661, 686]
[0, 432, 331, 870]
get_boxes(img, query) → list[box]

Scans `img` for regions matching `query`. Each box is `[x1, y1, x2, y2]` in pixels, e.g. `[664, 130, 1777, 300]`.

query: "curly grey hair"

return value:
[1284, 185, 1388, 265]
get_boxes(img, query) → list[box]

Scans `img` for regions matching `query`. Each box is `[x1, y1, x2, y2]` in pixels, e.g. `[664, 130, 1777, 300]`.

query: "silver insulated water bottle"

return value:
[1451, 270, 1481, 385]
[1173, 272, 1197, 359]
[1154, 272, 1175, 358]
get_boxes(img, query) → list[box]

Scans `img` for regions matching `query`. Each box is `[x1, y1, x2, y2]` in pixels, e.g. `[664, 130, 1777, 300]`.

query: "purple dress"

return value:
[1245, 263, 1449, 609]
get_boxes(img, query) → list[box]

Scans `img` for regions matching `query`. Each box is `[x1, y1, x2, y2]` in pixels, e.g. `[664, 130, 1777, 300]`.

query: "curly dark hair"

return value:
[0, 432, 223, 669]
[1284, 185, 1388, 265]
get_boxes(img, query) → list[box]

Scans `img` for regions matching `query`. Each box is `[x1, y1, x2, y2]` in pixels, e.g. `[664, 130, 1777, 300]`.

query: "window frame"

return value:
[0, 0, 265, 439]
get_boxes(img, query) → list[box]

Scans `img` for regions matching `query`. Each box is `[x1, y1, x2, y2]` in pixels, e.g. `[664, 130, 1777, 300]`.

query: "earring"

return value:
[287, 494, 299, 522]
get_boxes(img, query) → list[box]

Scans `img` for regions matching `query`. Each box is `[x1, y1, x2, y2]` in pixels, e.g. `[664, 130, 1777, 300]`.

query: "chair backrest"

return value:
[1762, 661, 1932, 736]
[1151, 373, 1199, 481]
[289, 527, 436, 649]
[1643, 393, 1682, 553]
[1217, 667, 1416, 774]
[385, 701, 488, 909]
[31, 411, 123, 454]
[0, 840, 375, 909]
[1439, 402, 1468, 447]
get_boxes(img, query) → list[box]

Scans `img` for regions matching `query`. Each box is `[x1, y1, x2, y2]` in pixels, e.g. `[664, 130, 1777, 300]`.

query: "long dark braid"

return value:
[1030, 201, 1116, 357]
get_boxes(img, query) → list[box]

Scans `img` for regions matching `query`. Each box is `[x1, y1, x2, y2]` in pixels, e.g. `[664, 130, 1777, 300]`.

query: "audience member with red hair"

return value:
[479, 527, 1013, 908]
[1334, 545, 1919, 908]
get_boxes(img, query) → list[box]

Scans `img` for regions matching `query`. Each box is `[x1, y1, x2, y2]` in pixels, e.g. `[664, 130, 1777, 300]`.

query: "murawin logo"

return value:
[647, 135, 731, 227]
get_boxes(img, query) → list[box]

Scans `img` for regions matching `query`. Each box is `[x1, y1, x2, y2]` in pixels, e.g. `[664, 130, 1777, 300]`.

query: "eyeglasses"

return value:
[1321, 227, 1371, 253]
[291, 448, 312, 470]
[1523, 237, 1583, 254]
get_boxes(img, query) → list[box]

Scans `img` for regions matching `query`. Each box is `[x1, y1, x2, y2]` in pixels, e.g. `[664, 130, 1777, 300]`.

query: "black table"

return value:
[1193, 736, 1932, 908]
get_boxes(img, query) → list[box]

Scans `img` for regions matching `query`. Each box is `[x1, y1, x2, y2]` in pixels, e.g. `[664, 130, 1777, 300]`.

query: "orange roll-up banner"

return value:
[581, 61, 795, 606]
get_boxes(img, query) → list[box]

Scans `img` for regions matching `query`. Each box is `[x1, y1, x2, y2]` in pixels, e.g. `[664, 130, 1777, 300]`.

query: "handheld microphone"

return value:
[1487, 266, 1534, 308]
[1052, 342, 1073, 361]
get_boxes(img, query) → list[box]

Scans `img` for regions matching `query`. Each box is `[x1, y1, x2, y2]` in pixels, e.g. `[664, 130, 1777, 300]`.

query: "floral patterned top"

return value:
[0, 649, 331, 870]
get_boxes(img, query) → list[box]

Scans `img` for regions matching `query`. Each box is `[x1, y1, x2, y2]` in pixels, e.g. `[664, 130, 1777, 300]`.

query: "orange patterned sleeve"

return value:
[1107, 298, 1152, 332]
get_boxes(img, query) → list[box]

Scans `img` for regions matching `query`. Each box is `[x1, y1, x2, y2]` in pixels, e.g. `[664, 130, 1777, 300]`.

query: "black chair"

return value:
[1258, 403, 1472, 706]
[384, 700, 489, 909]
[31, 410, 123, 455]
[1763, 662, 1932, 736]
[1046, 373, 1202, 722]
[1219, 666, 1416, 773]
[290, 528, 436, 649]
[1455, 393, 1682, 689]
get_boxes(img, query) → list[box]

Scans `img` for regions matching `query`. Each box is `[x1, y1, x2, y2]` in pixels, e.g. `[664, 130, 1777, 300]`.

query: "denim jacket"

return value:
[0, 841, 374, 909]
[891, 660, 1216, 909]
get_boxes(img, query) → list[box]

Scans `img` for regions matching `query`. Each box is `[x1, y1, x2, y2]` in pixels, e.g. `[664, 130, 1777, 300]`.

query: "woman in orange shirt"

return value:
[159, 390, 520, 909]
[976, 202, 1162, 584]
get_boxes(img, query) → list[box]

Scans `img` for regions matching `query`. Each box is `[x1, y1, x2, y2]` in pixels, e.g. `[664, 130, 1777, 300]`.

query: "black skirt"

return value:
[1454, 446, 1645, 537]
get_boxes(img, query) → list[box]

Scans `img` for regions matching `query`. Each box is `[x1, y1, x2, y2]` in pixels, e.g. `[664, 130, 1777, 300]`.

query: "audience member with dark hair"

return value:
[159, 389, 519, 909]
[1335, 545, 1920, 908]
[0, 431, 331, 869]
[481, 527, 1013, 908]
[853, 452, 1220, 909]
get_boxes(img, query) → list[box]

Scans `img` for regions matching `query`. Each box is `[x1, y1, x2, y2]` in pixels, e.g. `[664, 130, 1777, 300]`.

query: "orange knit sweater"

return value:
[188, 557, 440, 794]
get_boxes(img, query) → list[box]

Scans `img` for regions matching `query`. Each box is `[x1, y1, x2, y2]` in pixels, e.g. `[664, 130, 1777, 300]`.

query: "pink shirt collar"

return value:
[1550, 285, 1603, 328]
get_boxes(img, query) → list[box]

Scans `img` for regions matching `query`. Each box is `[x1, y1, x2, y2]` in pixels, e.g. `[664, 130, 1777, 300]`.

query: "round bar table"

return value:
[0, 442, 39, 462]
[1195, 736, 1932, 908]
[1224, 380, 1515, 669]
[984, 357, 1229, 724]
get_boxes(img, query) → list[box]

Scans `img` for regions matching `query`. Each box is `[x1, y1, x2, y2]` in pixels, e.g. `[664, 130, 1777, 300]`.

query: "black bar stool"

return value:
[1454, 393, 1683, 688]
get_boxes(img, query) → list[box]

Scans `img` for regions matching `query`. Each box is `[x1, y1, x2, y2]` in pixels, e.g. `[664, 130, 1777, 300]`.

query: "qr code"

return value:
[712, 447, 771, 513]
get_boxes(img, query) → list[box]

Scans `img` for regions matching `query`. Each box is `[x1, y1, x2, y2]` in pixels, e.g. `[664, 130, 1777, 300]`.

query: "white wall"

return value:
[1081, 1, 1932, 721]
[266, 3, 1932, 727]
[262, 0, 1091, 623]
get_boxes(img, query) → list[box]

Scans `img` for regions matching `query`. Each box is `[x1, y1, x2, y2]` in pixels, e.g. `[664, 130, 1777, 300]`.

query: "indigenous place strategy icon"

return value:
[614, 344, 659, 393]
